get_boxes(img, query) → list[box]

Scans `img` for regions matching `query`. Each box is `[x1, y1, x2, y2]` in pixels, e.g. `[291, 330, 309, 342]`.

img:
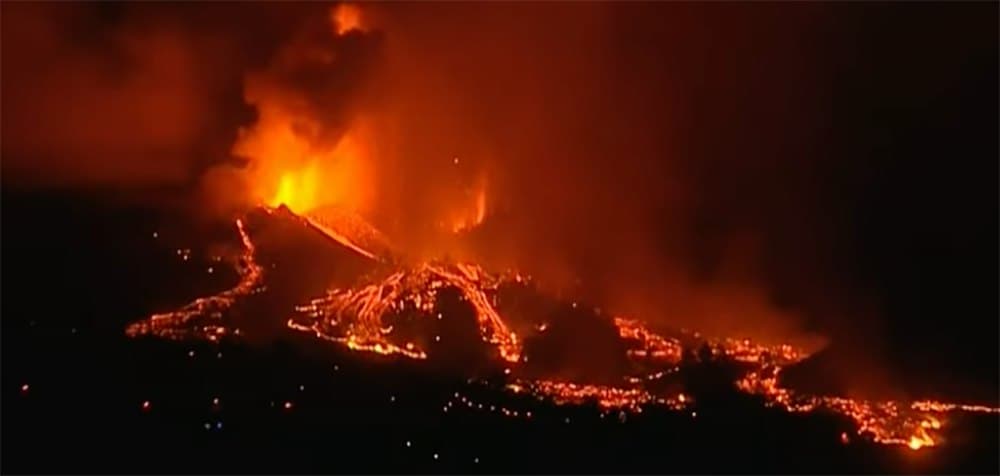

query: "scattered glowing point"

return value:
[284, 401, 294, 410]
[452, 157, 459, 165]
[299, 385, 305, 391]
[216, 422, 223, 430]
[153, 232, 158, 238]
[217, 352, 223, 359]
[434, 335, 441, 342]
[141, 400, 151, 411]
[188, 350, 195, 357]
[503, 368, 511, 375]
[405, 441, 411, 448]
[433, 453, 439, 460]
[474, 457, 480, 464]
[20, 384, 29, 393]
[436, 313, 442, 320]
[908, 437, 924, 450]
[390, 395, 396, 402]
[840, 432, 850, 444]
[207, 267, 214, 274]
[678, 394, 686, 403]
[70, 328, 77, 334]
[204, 422, 211, 430]
[333, 365, 339, 371]
[691, 411, 697, 418]
[564, 417, 571, 424]
[212, 397, 220, 406]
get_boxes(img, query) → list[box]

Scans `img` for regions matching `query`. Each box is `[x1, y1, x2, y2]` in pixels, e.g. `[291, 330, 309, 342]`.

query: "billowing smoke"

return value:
[4, 2, 995, 399]
[1, 3, 228, 188]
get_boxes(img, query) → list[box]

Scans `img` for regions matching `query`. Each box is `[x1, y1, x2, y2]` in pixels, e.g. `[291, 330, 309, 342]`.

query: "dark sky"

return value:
[2, 2, 996, 399]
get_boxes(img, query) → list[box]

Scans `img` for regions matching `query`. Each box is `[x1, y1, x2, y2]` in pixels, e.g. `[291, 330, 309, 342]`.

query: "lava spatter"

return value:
[126, 207, 998, 452]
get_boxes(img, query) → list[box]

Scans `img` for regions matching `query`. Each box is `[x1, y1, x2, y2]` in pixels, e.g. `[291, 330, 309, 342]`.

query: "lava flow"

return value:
[127, 206, 998, 453]
[286, 260, 522, 363]
[126, 219, 263, 342]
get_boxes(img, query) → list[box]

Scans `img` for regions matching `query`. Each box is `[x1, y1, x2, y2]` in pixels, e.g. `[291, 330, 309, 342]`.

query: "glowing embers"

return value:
[286, 262, 522, 363]
[613, 317, 683, 363]
[710, 337, 806, 366]
[267, 204, 392, 261]
[125, 219, 263, 341]
[509, 380, 689, 413]
[737, 366, 1000, 450]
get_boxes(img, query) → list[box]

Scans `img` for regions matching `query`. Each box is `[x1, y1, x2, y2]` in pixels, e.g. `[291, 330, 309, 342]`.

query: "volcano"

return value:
[124, 205, 998, 453]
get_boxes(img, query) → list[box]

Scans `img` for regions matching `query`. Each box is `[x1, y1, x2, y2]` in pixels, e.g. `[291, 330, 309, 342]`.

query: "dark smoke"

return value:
[2, 2, 995, 400]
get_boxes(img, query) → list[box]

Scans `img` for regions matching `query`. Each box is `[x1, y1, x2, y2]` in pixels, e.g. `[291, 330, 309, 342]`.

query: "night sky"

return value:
[1, 2, 997, 473]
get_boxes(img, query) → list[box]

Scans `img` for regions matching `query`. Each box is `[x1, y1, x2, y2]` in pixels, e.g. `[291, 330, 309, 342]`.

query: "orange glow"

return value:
[127, 208, 999, 453]
[450, 177, 489, 234]
[126, 219, 263, 341]
[331, 4, 363, 35]
[287, 260, 522, 363]
[235, 110, 375, 216]
[233, 4, 376, 219]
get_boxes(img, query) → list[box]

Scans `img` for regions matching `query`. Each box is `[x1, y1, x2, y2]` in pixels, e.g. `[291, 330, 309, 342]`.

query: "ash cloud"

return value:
[3, 2, 995, 399]
[1, 3, 220, 188]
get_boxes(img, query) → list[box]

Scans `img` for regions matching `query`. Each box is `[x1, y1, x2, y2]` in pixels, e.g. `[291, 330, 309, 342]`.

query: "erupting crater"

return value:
[127, 204, 998, 452]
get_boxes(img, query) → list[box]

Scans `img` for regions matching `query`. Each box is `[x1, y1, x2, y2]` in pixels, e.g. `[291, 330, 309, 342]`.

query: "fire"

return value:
[736, 363, 999, 450]
[126, 219, 263, 341]
[614, 317, 683, 363]
[449, 176, 489, 234]
[510, 380, 689, 413]
[331, 3, 363, 35]
[236, 114, 374, 216]
[127, 207, 999, 453]
[287, 260, 522, 363]
[234, 4, 375, 219]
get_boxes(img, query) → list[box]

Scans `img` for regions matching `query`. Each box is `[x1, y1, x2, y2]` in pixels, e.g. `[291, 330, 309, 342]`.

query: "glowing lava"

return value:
[287, 261, 522, 363]
[126, 219, 263, 341]
[127, 207, 998, 453]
